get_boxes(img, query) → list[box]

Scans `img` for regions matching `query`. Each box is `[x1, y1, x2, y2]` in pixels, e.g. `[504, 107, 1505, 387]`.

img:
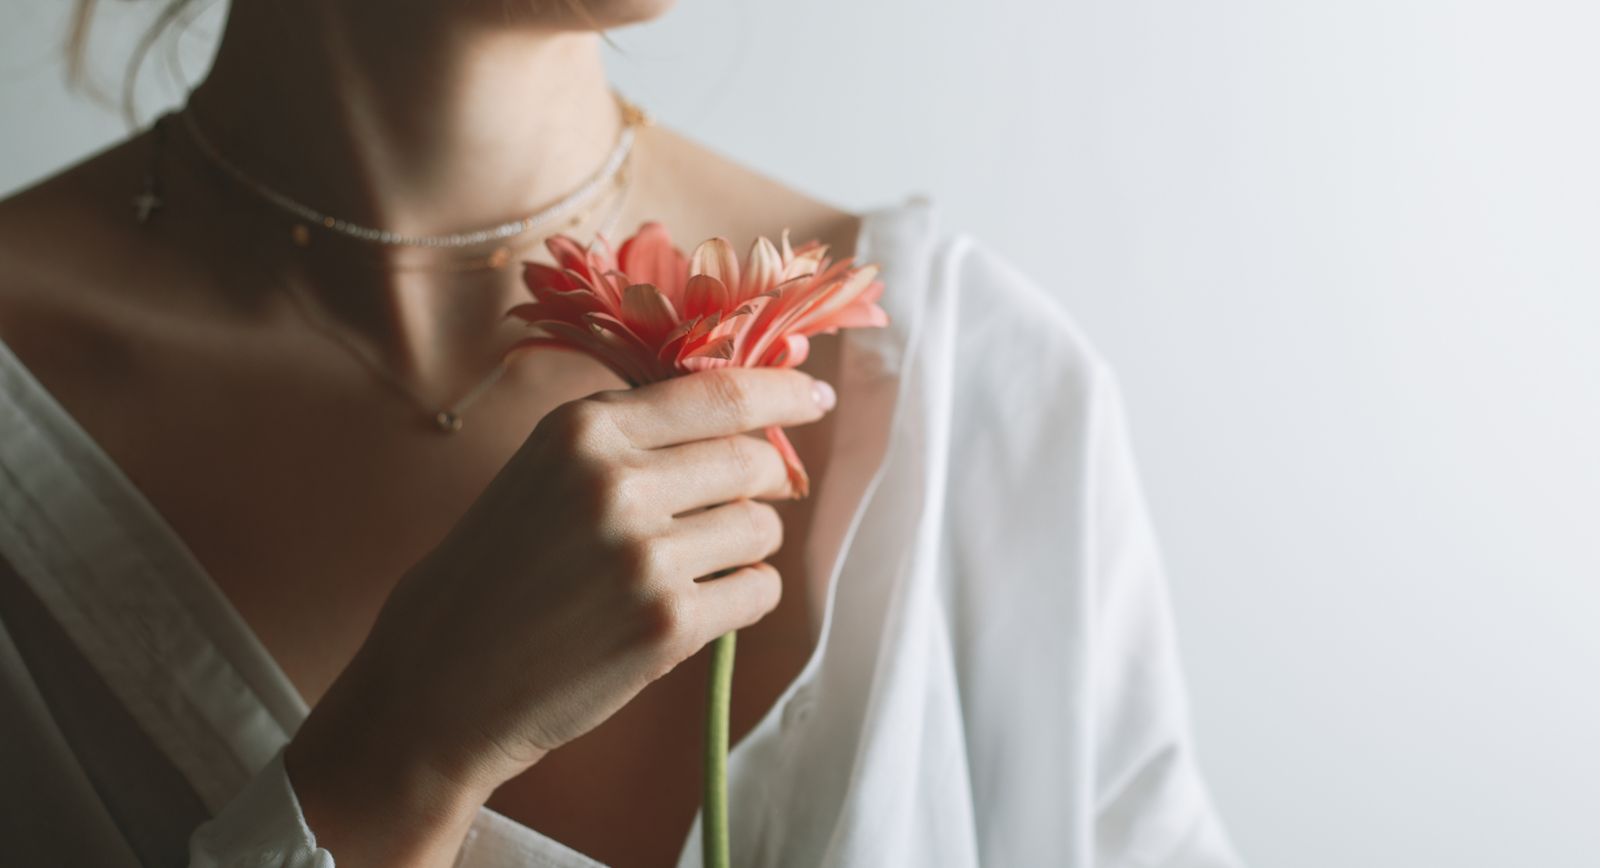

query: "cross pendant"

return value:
[133, 176, 162, 224]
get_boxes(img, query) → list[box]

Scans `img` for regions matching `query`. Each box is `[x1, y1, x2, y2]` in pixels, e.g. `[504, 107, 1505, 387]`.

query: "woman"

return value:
[0, 1, 1242, 866]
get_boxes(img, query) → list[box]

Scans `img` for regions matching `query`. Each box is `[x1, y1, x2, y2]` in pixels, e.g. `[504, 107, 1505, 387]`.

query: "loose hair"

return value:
[67, 0, 615, 125]
[66, 0, 208, 126]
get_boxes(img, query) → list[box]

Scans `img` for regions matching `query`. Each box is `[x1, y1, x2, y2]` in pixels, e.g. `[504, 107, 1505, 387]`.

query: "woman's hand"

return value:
[284, 367, 835, 868]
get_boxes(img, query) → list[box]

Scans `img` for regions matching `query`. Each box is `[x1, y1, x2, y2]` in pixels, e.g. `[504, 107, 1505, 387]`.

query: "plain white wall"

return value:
[4, 1, 1599, 865]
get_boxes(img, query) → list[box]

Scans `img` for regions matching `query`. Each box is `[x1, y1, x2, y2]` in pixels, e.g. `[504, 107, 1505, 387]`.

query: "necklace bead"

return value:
[177, 97, 641, 250]
[140, 97, 647, 432]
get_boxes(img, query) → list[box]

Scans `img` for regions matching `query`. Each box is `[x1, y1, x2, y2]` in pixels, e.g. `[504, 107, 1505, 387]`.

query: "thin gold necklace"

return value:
[138, 100, 648, 432]
[177, 96, 646, 250]
[280, 280, 506, 433]
[278, 174, 635, 434]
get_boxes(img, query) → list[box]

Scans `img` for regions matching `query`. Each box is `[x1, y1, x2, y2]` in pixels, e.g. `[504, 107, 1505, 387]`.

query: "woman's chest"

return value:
[192, 439, 819, 868]
[116, 384, 822, 868]
[182, 411, 826, 868]
[15, 313, 837, 866]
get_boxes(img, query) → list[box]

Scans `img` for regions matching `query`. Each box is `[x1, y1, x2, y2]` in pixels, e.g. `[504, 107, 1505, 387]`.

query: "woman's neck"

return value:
[189, 1, 621, 240]
[179, 0, 626, 391]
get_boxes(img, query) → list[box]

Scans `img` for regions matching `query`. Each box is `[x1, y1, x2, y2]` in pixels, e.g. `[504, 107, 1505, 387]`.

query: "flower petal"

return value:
[522, 262, 580, 296]
[798, 266, 880, 325]
[618, 222, 688, 299]
[556, 265, 622, 313]
[546, 236, 600, 280]
[507, 290, 609, 326]
[767, 334, 810, 368]
[513, 324, 659, 387]
[734, 276, 814, 365]
[677, 313, 728, 361]
[741, 236, 783, 301]
[683, 335, 735, 361]
[782, 238, 828, 281]
[582, 315, 676, 383]
[805, 297, 890, 334]
[656, 315, 703, 366]
[683, 274, 734, 320]
[689, 237, 740, 293]
[617, 285, 681, 344]
[765, 426, 809, 499]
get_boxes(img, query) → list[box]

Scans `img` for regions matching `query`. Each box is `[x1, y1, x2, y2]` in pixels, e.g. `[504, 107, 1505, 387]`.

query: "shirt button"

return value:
[782, 685, 816, 732]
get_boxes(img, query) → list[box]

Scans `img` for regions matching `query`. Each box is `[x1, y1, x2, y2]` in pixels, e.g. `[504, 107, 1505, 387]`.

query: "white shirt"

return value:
[0, 200, 1242, 868]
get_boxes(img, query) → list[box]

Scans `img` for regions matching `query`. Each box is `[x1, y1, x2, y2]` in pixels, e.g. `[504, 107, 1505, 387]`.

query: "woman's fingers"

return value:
[598, 368, 832, 450]
[691, 563, 783, 638]
[652, 434, 795, 513]
[664, 498, 784, 582]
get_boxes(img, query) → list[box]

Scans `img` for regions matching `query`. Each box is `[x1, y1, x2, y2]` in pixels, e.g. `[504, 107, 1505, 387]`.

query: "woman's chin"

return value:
[488, 0, 682, 31]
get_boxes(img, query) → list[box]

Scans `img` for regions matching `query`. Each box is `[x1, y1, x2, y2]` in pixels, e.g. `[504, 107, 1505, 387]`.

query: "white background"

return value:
[4, 1, 1599, 865]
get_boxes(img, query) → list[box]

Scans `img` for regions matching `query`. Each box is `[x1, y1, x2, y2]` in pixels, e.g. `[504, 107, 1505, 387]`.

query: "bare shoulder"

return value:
[0, 132, 177, 399]
[0, 133, 153, 294]
[0, 131, 166, 305]
[626, 125, 861, 260]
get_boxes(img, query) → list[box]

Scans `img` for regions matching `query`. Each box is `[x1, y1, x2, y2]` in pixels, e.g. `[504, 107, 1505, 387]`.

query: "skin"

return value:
[0, 1, 862, 866]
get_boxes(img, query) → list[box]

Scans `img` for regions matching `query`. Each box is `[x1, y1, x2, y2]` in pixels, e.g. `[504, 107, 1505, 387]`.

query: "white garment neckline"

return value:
[0, 201, 935, 865]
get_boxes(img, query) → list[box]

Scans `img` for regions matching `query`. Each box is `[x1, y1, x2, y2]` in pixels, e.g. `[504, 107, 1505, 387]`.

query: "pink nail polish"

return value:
[812, 380, 837, 412]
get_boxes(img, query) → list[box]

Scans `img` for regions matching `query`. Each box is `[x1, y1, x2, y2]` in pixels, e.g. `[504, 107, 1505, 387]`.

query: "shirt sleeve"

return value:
[942, 236, 1243, 867]
[187, 749, 333, 868]
[1084, 365, 1244, 868]
[187, 749, 606, 868]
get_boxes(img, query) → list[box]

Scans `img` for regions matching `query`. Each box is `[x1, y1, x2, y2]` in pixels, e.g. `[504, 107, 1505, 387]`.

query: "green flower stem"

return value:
[704, 630, 736, 868]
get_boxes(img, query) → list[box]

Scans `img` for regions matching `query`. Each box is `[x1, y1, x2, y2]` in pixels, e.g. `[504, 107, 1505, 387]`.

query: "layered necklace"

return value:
[140, 97, 649, 433]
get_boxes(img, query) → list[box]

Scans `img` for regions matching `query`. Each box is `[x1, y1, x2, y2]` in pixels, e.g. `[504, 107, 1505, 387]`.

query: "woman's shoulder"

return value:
[628, 125, 862, 259]
[866, 203, 1113, 402]
[0, 131, 154, 293]
[0, 133, 180, 412]
[0, 131, 179, 317]
[953, 235, 1105, 376]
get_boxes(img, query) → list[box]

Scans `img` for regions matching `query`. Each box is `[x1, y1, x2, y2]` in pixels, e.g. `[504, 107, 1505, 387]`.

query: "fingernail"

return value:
[812, 379, 837, 412]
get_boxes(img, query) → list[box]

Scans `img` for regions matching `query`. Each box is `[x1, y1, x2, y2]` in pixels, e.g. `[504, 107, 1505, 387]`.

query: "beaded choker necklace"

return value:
[133, 97, 650, 433]
[173, 98, 645, 250]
